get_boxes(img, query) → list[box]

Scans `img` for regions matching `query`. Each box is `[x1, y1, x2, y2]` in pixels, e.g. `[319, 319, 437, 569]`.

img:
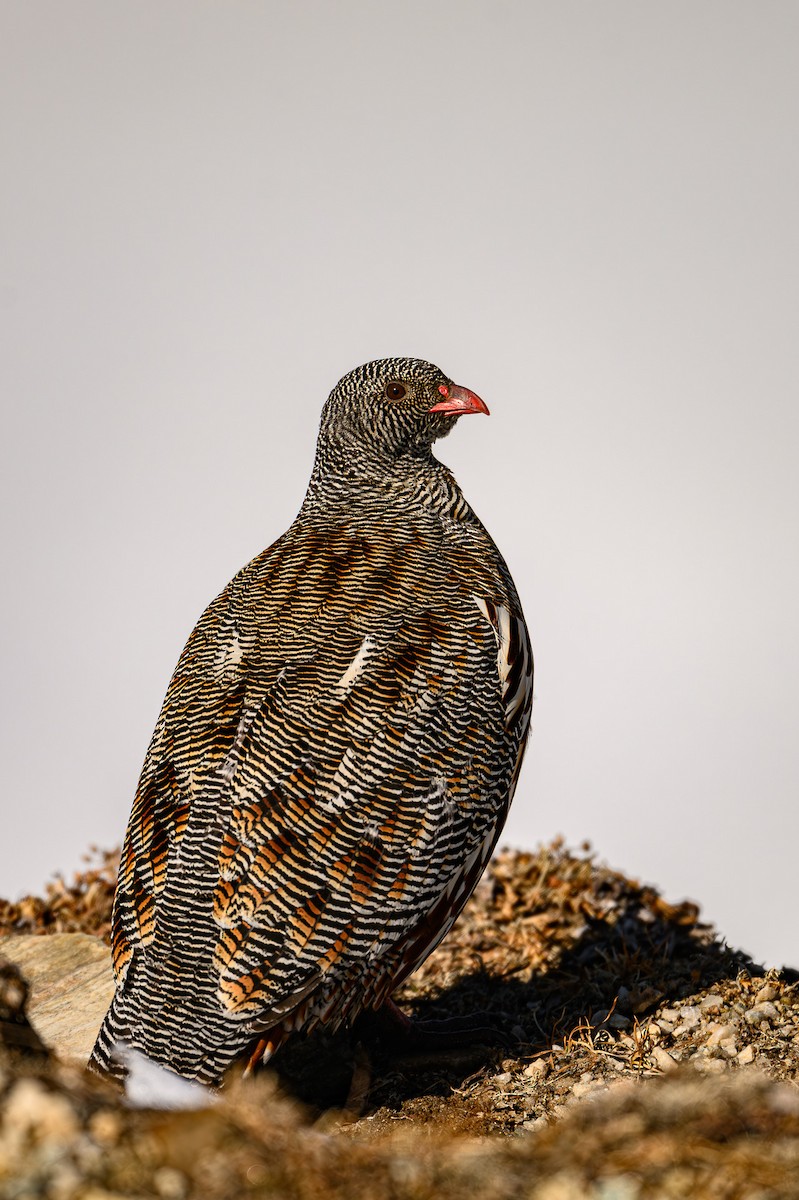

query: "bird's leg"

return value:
[241, 1035, 278, 1078]
[358, 998, 505, 1055]
[341, 1041, 372, 1119]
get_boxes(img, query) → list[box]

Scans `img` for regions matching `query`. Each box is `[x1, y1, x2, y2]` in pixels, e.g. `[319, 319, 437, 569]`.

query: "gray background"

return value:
[2, 2, 797, 966]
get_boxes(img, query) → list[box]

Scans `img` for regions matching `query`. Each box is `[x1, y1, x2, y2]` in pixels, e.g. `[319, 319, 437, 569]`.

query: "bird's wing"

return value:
[111, 524, 529, 1034]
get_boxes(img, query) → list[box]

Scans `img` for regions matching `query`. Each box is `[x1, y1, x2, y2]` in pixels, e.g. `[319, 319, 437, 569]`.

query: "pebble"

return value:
[88, 1109, 122, 1147]
[745, 1002, 778, 1027]
[651, 1047, 678, 1073]
[595, 1177, 641, 1200]
[700, 994, 724, 1010]
[755, 984, 779, 1004]
[3, 1079, 79, 1146]
[523, 1058, 549, 1081]
[737, 1045, 756, 1065]
[572, 1079, 603, 1099]
[707, 1024, 738, 1047]
[154, 1167, 187, 1199]
[678, 1006, 701, 1029]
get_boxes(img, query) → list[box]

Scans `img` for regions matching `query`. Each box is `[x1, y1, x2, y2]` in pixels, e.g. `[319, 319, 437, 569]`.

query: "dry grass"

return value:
[2, 839, 798, 1198]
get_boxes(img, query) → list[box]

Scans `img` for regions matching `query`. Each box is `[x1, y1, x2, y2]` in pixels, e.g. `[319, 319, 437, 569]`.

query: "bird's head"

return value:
[317, 358, 489, 466]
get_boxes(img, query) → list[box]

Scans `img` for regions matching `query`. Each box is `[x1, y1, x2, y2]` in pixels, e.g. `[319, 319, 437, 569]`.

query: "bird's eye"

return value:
[385, 381, 407, 401]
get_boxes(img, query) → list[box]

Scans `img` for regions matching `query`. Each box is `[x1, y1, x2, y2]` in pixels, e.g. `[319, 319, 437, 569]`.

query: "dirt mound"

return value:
[1, 840, 798, 1197]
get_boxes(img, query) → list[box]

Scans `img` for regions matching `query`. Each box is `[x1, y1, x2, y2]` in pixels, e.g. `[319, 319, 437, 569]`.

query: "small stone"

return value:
[494, 1072, 512, 1085]
[523, 1058, 549, 1080]
[154, 1167, 187, 1199]
[659, 1008, 679, 1022]
[678, 1005, 701, 1029]
[755, 984, 779, 1004]
[737, 1045, 756, 1065]
[707, 1024, 738, 1047]
[652, 1047, 678, 1072]
[521, 1114, 548, 1131]
[572, 1079, 600, 1099]
[88, 1109, 123, 1147]
[701, 1058, 727, 1074]
[700, 994, 724, 1010]
[745, 1002, 778, 1027]
[656, 1019, 674, 1034]
[595, 1177, 641, 1200]
[3, 1078, 79, 1145]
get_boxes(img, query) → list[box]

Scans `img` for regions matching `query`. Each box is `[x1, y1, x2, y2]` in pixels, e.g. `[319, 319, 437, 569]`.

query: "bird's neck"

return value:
[301, 433, 474, 524]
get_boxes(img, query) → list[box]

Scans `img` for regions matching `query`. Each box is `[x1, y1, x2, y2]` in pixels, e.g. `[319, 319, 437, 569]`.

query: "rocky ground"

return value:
[1, 840, 798, 1198]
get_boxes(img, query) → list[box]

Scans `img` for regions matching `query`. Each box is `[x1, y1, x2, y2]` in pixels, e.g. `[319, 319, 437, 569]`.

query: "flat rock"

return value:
[0, 933, 113, 1067]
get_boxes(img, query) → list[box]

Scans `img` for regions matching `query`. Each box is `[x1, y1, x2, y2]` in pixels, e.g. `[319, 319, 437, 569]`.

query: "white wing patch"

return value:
[335, 635, 375, 693]
[472, 594, 533, 736]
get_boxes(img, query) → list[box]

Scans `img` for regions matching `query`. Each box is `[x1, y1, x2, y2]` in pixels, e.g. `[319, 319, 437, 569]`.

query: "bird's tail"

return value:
[87, 988, 133, 1081]
[88, 972, 264, 1088]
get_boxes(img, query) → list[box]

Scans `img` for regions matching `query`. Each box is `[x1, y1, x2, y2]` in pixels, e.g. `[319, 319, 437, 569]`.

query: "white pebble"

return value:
[745, 1002, 778, 1027]
[651, 1047, 678, 1073]
[707, 1023, 738, 1046]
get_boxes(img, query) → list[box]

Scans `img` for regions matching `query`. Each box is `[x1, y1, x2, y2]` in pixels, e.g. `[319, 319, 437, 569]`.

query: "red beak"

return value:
[428, 383, 490, 417]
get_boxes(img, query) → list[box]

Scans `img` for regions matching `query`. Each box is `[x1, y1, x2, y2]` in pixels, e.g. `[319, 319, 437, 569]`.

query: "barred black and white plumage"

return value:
[89, 358, 533, 1087]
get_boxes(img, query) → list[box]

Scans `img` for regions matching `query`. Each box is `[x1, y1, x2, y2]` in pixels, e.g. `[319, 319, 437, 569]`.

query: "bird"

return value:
[89, 357, 533, 1088]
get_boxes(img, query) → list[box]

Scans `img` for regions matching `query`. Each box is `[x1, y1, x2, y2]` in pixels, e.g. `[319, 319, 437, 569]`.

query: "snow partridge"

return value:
[89, 357, 532, 1087]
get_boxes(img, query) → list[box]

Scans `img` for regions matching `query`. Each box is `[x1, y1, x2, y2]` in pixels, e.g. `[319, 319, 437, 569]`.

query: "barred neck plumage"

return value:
[301, 435, 476, 525]
[293, 356, 487, 525]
